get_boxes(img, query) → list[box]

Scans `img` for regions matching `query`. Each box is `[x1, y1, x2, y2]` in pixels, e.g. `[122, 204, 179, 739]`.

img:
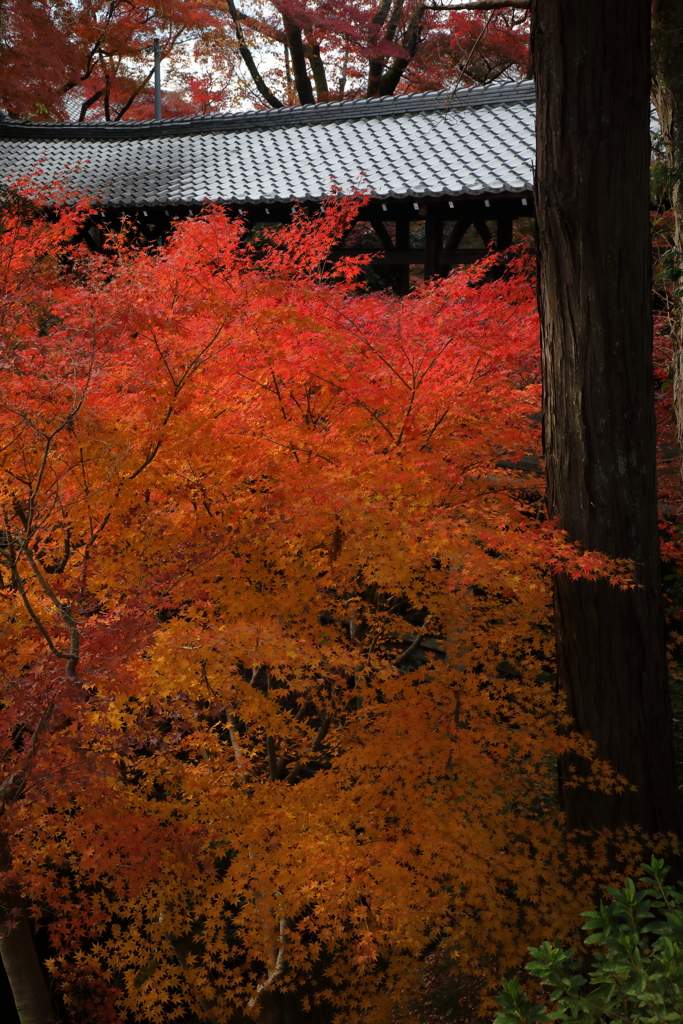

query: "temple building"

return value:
[0, 79, 535, 292]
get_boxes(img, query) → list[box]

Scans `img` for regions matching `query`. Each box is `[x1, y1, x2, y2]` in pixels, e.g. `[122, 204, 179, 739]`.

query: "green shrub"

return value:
[494, 858, 683, 1024]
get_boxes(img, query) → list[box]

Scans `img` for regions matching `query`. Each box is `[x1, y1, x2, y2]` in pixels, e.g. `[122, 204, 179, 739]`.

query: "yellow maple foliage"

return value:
[0, 194, 646, 1023]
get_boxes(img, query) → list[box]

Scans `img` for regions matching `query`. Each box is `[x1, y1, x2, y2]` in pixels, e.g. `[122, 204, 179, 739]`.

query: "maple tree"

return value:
[0, 0, 222, 121]
[219, 1, 529, 108]
[0, 187, 673, 1024]
[0, 0, 529, 122]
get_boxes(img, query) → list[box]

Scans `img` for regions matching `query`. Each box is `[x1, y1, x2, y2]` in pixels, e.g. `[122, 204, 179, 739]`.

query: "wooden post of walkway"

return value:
[395, 217, 410, 295]
[424, 205, 443, 280]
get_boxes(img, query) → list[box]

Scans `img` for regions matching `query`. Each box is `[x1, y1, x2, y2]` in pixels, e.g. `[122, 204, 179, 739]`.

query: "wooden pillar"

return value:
[424, 206, 443, 279]
[395, 217, 410, 295]
[496, 216, 513, 250]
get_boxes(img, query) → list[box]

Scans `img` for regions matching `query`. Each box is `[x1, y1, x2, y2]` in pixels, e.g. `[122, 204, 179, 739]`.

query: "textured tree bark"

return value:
[282, 18, 315, 106]
[306, 42, 329, 100]
[0, 832, 55, 1024]
[652, 0, 683, 490]
[533, 0, 681, 834]
[377, 4, 426, 97]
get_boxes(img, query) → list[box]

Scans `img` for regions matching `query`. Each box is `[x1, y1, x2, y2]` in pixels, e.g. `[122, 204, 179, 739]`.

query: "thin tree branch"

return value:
[395, 634, 423, 667]
[0, 703, 56, 807]
[226, 0, 284, 108]
[246, 916, 288, 1010]
[283, 715, 330, 783]
[128, 437, 163, 480]
[21, 546, 80, 678]
[43, 528, 71, 574]
[9, 561, 69, 666]
[114, 66, 156, 121]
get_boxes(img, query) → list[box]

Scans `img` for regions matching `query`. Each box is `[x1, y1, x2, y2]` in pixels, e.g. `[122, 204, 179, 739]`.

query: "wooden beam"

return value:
[369, 218, 395, 250]
[444, 219, 472, 250]
[395, 218, 410, 294]
[438, 249, 488, 265]
[331, 248, 488, 265]
[472, 218, 493, 246]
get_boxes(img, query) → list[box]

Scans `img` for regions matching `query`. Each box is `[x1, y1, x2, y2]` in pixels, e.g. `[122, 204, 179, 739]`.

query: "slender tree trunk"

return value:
[533, 0, 681, 834]
[0, 832, 55, 1024]
[652, 0, 683, 490]
[306, 42, 329, 100]
[377, 3, 425, 97]
[282, 18, 315, 106]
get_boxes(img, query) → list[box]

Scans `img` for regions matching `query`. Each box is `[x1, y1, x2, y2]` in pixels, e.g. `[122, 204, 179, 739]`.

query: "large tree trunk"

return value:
[533, 0, 681, 834]
[0, 831, 55, 1024]
[652, 0, 683, 490]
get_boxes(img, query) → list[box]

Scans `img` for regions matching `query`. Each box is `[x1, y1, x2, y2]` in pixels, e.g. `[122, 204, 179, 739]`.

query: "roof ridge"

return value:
[0, 79, 535, 142]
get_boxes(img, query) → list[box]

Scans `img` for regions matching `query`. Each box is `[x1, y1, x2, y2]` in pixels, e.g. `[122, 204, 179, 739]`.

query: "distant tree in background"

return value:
[0, 0, 529, 121]
[0, 0, 224, 121]
[218, 1, 529, 109]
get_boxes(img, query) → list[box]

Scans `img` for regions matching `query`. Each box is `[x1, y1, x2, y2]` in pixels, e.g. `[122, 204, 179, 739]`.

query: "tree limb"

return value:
[367, 0, 394, 93]
[306, 41, 329, 100]
[246, 916, 288, 1010]
[282, 15, 316, 105]
[114, 65, 156, 121]
[395, 634, 423, 667]
[226, 0, 284, 108]
[3, 524, 75, 675]
[21, 545, 80, 678]
[378, 4, 428, 97]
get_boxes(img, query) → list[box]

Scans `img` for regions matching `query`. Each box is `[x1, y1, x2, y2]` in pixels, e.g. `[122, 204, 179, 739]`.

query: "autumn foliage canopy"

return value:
[0, 190, 652, 1022]
[0, 0, 529, 121]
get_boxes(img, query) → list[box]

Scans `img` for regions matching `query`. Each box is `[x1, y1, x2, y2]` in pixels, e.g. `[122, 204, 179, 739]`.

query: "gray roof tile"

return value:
[0, 80, 537, 208]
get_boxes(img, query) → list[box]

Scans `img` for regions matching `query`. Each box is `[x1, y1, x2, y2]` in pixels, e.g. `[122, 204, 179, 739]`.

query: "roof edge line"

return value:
[0, 80, 535, 141]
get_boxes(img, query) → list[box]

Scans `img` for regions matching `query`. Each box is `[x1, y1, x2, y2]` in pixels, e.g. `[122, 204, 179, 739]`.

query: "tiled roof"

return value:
[0, 80, 536, 209]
